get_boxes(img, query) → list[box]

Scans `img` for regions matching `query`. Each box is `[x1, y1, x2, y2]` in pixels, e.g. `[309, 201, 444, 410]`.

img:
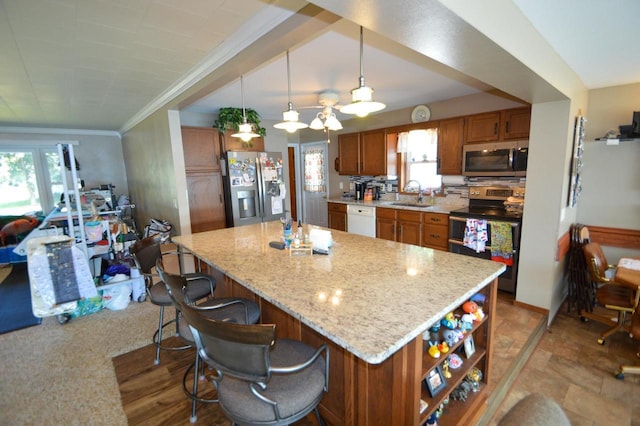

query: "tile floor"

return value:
[489, 297, 640, 426]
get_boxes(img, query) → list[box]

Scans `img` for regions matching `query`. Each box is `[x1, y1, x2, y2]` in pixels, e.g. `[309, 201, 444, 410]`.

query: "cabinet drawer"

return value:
[376, 207, 397, 219]
[423, 212, 448, 225]
[327, 202, 347, 213]
[397, 210, 421, 222]
[422, 225, 449, 250]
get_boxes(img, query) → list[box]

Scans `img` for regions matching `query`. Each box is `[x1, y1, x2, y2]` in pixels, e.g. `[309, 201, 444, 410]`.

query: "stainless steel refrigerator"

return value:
[221, 151, 286, 227]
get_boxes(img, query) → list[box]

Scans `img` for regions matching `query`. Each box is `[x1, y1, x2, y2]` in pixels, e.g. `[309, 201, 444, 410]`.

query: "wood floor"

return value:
[114, 294, 640, 426]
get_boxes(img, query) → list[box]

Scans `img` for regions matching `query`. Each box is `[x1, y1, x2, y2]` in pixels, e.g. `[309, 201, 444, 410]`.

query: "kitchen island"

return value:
[174, 221, 505, 425]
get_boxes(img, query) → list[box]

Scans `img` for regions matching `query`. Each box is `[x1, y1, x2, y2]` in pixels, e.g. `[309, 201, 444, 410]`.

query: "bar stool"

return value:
[130, 234, 214, 365]
[156, 258, 261, 423]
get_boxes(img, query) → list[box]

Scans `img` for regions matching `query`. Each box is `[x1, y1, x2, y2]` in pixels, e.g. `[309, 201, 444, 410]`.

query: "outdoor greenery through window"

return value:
[398, 129, 442, 192]
[0, 148, 62, 216]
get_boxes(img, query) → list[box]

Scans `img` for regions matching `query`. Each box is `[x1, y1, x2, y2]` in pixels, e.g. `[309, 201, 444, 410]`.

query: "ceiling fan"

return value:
[300, 91, 345, 131]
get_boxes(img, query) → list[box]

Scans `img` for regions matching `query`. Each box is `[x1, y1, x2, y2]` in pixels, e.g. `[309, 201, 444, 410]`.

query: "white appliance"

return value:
[347, 205, 376, 237]
[222, 151, 286, 227]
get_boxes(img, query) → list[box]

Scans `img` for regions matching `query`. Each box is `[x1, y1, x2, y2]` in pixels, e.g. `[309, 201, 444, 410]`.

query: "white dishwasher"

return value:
[347, 205, 376, 237]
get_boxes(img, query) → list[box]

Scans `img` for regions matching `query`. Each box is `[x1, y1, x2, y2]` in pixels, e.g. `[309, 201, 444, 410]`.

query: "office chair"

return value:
[615, 304, 640, 379]
[179, 300, 330, 426]
[156, 259, 261, 423]
[581, 242, 640, 345]
[129, 233, 215, 365]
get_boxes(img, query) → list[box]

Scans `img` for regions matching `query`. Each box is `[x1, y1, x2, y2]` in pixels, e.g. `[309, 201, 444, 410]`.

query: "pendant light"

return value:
[231, 75, 259, 142]
[340, 26, 385, 117]
[274, 50, 308, 133]
[309, 91, 343, 131]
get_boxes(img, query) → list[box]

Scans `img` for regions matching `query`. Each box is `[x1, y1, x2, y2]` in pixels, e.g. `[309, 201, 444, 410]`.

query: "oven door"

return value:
[448, 215, 521, 293]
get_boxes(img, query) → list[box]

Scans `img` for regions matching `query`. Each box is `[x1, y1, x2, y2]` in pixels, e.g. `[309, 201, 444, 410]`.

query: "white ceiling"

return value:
[0, 0, 638, 133]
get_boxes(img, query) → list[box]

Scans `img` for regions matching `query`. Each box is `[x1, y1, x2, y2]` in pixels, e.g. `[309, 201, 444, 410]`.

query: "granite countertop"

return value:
[174, 221, 504, 364]
[327, 198, 462, 214]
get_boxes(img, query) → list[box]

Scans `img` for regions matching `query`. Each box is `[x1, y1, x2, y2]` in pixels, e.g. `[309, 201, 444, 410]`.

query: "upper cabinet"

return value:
[464, 107, 531, 143]
[437, 117, 464, 175]
[338, 129, 396, 176]
[501, 107, 531, 140]
[182, 126, 221, 172]
[218, 129, 265, 153]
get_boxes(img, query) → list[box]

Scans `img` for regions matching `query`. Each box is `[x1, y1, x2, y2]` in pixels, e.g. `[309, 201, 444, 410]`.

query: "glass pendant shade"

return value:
[309, 115, 324, 130]
[309, 109, 343, 131]
[232, 75, 260, 141]
[274, 50, 308, 133]
[340, 26, 385, 117]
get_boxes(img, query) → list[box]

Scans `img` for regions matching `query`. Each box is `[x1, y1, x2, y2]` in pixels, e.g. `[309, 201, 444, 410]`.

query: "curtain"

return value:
[304, 148, 325, 192]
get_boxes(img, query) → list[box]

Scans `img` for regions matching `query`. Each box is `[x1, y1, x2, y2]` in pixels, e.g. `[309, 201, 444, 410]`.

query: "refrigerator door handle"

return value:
[220, 159, 227, 176]
[255, 156, 265, 219]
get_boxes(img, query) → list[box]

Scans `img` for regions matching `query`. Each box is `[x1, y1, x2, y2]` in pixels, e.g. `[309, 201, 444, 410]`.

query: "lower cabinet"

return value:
[327, 202, 347, 231]
[376, 207, 397, 241]
[421, 213, 449, 251]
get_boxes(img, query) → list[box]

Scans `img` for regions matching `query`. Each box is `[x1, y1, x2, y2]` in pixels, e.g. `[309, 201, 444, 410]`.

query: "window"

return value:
[398, 129, 441, 192]
[303, 148, 326, 192]
[0, 146, 65, 215]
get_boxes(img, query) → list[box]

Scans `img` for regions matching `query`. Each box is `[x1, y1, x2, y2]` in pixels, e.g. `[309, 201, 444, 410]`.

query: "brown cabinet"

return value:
[218, 129, 265, 152]
[421, 212, 449, 251]
[327, 202, 347, 231]
[437, 117, 464, 175]
[501, 107, 531, 140]
[376, 208, 421, 245]
[464, 107, 531, 143]
[338, 129, 396, 176]
[182, 126, 226, 233]
[464, 111, 501, 143]
[376, 207, 397, 241]
[398, 210, 422, 246]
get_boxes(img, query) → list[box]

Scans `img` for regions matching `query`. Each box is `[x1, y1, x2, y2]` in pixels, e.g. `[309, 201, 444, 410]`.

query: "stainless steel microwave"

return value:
[462, 140, 528, 177]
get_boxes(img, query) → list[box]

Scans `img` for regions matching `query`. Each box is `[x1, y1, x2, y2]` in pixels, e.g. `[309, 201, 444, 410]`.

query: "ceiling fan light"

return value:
[325, 114, 343, 130]
[309, 114, 325, 130]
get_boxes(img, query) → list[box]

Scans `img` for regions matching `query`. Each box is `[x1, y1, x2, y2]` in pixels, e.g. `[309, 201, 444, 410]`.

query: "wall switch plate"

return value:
[339, 182, 344, 190]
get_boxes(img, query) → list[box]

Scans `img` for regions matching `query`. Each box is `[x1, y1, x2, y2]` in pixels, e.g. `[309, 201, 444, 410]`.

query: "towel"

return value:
[463, 219, 488, 253]
[489, 221, 513, 266]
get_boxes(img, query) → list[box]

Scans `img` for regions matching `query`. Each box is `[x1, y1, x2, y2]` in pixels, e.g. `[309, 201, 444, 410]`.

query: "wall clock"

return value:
[411, 105, 431, 123]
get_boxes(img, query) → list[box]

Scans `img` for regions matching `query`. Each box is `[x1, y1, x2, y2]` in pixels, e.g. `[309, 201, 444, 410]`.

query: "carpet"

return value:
[0, 262, 42, 334]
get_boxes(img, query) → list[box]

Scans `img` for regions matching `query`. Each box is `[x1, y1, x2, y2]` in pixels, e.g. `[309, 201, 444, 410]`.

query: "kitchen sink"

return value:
[390, 202, 436, 209]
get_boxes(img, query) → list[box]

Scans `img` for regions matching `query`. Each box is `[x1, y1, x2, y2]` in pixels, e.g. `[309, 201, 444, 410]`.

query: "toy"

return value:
[428, 341, 440, 358]
[448, 353, 463, 369]
[437, 341, 449, 354]
[462, 301, 485, 321]
[440, 312, 458, 329]
[459, 314, 474, 331]
[442, 329, 458, 346]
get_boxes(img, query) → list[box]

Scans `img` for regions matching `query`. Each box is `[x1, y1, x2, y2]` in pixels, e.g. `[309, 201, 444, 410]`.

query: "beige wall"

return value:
[578, 83, 640, 261]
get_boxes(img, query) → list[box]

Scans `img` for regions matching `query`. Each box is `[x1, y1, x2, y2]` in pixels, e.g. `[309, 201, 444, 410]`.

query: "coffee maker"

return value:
[355, 182, 366, 200]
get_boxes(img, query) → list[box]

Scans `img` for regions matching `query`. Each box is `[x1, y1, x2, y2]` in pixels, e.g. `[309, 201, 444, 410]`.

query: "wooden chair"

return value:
[581, 242, 640, 345]
[615, 306, 640, 379]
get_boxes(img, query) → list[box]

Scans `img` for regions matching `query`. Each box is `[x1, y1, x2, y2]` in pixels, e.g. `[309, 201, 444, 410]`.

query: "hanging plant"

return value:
[214, 107, 267, 137]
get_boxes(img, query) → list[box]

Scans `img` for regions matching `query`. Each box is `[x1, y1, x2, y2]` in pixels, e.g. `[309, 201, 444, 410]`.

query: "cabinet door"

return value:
[464, 112, 500, 143]
[186, 172, 226, 233]
[338, 133, 360, 175]
[182, 126, 221, 172]
[327, 203, 347, 231]
[376, 208, 396, 241]
[437, 117, 464, 175]
[397, 211, 421, 246]
[219, 129, 265, 152]
[360, 129, 387, 176]
[501, 107, 531, 140]
[422, 213, 449, 250]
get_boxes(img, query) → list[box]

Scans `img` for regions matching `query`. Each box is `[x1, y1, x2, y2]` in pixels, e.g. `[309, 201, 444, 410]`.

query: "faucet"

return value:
[405, 180, 423, 204]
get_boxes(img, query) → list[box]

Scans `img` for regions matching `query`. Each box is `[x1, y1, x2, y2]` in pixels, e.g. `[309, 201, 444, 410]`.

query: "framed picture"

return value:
[464, 335, 476, 359]
[567, 113, 586, 207]
[425, 365, 447, 397]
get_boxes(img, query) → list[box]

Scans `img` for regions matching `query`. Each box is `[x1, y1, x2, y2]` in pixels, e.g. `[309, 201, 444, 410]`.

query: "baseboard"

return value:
[512, 299, 549, 316]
